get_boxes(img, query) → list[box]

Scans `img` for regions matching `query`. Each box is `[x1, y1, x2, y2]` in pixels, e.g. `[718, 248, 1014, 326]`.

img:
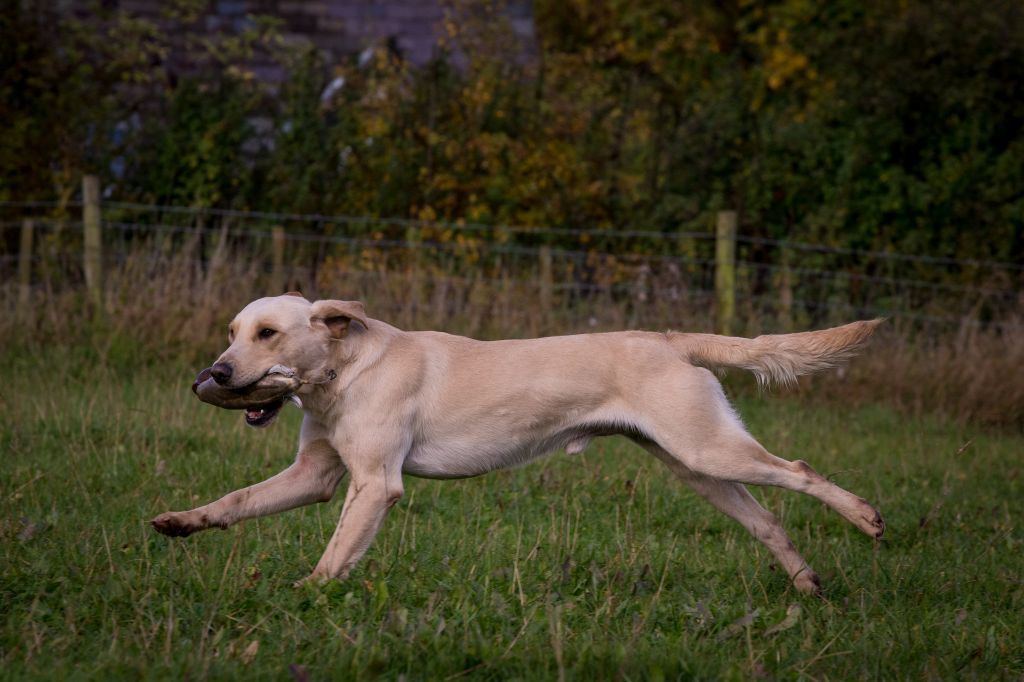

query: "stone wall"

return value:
[73, 0, 534, 79]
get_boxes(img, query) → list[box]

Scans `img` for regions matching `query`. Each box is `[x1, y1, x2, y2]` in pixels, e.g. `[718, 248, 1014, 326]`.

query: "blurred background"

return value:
[1, 0, 1022, 427]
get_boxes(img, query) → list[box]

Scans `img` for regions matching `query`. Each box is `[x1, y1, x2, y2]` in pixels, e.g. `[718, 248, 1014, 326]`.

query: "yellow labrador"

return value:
[152, 293, 884, 593]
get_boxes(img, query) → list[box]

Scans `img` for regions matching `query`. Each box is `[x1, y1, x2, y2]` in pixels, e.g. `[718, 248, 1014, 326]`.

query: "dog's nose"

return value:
[210, 362, 233, 385]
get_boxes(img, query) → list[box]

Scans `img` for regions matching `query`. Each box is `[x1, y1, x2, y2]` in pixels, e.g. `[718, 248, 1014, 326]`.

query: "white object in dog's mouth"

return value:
[265, 364, 335, 386]
[265, 364, 296, 378]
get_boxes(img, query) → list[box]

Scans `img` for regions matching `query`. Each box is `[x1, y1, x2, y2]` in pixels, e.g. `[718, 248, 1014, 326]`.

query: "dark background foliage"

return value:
[2, 0, 1023, 267]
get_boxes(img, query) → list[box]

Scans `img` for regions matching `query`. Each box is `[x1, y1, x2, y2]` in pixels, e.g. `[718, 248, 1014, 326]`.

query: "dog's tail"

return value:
[668, 319, 883, 387]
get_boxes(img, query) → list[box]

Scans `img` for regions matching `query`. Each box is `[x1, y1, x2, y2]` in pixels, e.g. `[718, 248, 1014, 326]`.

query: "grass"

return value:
[1, 348, 1022, 680]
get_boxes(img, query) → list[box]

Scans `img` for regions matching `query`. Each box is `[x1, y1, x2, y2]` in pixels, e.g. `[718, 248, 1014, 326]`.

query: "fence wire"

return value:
[1, 201, 1021, 333]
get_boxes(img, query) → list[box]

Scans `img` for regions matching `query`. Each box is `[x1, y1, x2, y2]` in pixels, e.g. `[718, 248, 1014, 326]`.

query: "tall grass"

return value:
[2, 235, 1021, 428]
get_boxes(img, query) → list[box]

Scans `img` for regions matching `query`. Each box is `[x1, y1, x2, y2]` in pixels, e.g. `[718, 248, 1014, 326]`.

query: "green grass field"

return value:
[1, 349, 1022, 679]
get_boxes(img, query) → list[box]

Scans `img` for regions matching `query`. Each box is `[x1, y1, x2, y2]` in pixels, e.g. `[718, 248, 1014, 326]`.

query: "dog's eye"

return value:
[258, 328, 277, 339]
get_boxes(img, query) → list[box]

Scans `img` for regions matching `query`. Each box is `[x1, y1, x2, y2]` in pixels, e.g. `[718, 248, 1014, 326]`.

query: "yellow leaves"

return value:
[462, 79, 495, 115]
[429, 173, 460, 194]
[363, 116, 389, 139]
[466, 201, 490, 222]
[766, 45, 809, 90]
[442, 17, 459, 40]
[426, 129, 444, 147]
[743, 3, 819, 97]
[224, 65, 256, 82]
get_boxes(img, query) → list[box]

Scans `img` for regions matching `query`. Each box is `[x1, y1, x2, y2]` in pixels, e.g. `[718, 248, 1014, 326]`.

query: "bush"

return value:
[3, 0, 1023, 272]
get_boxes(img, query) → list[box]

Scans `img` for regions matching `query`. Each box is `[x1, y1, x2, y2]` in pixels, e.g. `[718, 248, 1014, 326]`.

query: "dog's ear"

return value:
[310, 299, 369, 339]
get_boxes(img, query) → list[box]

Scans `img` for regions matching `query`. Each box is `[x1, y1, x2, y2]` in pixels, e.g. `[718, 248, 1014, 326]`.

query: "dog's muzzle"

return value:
[192, 365, 334, 428]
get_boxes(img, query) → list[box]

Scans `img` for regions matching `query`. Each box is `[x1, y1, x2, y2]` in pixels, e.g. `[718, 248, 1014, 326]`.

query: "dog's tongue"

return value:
[192, 367, 213, 394]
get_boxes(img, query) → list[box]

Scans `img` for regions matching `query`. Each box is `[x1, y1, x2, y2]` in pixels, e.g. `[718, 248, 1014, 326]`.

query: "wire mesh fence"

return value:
[1, 198, 1021, 338]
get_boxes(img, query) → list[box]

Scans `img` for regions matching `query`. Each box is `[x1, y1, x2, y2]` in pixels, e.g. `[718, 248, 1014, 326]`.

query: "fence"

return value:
[1, 176, 1021, 339]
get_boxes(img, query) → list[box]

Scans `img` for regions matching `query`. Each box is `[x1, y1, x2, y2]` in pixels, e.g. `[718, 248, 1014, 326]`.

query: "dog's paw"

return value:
[293, 569, 337, 589]
[864, 511, 885, 539]
[793, 569, 822, 595]
[292, 573, 329, 589]
[151, 511, 198, 537]
[854, 500, 885, 539]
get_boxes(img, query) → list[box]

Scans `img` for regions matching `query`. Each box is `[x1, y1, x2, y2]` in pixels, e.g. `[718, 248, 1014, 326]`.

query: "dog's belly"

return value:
[400, 421, 649, 479]
[401, 439, 556, 479]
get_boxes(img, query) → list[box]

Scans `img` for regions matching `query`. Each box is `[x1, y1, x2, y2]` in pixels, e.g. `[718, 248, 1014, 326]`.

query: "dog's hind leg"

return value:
[640, 370, 884, 539]
[679, 434, 885, 540]
[647, 445, 821, 593]
[151, 437, 346, 537]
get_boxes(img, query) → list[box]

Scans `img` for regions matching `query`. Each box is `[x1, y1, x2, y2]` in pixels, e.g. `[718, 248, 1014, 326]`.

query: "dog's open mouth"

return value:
[192, 366, 301, 428]
[244, 398, 286, 428]
[192, 365, 334, 427]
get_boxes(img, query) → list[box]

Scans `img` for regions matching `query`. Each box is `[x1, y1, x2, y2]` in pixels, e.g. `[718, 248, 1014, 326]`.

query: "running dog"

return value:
[152, 293, 884, 593]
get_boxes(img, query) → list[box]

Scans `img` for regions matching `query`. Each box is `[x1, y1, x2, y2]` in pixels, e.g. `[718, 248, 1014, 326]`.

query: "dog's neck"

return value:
[299, 320, 401, 422]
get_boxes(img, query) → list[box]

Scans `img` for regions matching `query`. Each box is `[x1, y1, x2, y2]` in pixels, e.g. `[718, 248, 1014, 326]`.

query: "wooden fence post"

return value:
[271, 226, 286, 293]
[18, 219, 34, 314]
[778, 246, 793, 331]
[209, 221, 231, 275]
[405, 226, 422, 326]
[715, 211, 737, 336]
[539, 245, 553, 320]
[82, 175, 103, 308]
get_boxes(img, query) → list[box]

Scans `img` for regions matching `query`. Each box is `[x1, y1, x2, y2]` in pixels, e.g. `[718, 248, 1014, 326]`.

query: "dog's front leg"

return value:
[152, 428, 346, 537]
[297, 470, 404, 585]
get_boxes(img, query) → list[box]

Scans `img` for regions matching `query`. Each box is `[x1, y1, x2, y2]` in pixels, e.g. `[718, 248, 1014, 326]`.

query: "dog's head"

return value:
[193, 293, 368, 427]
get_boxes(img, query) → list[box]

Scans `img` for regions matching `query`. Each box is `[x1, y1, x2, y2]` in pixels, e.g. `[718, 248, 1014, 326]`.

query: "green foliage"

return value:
[0, 0, 163, 201]
[2, 0, 1023, 264]
[129, 79, 258, 208]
